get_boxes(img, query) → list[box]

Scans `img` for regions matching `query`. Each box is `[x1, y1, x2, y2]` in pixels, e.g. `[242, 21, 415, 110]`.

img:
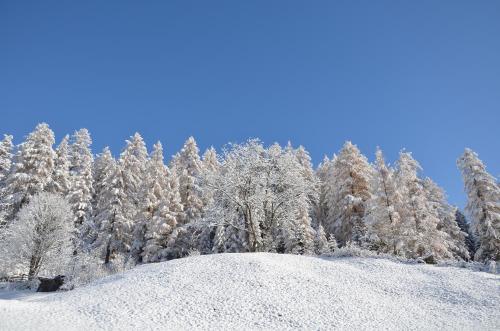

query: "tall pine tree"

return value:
[457, 148, 500, 262]
[68, 129, 94, 230]
[324, 142, 372, 246]
[172, 136, 203, 225]
[2, 123, 55, 222]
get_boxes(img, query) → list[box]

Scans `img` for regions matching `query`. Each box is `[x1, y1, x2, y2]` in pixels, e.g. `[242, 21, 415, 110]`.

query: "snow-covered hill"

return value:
[1, 253, 499, 330]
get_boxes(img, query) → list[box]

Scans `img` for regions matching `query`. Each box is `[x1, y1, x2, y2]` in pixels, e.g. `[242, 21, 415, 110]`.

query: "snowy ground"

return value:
[0, 253, 499, 330]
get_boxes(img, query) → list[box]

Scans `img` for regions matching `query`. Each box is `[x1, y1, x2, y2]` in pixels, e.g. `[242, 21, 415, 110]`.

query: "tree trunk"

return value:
[28, 254, 41, 280]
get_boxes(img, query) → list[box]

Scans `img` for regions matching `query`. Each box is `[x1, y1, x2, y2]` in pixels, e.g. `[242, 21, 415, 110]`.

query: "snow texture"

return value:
[1, 253, 499, 330]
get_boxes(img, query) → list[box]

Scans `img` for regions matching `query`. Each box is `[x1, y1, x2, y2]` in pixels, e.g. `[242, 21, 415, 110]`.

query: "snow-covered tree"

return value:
[364, 148, 404, 254]
[324, 142, 372, 246]
[200, 146, 220, 212]
[0, 134, 14, 228]
[85, 147, 115, 246]
[457, 148, 500, 262]
[285, 196, 315, 255]
[136, 142, 181, 263]
[294, 145, 320, 227]
[68, 129, 94, 229]
[46, 135, 71, 195]
[202, 146, 219, 174]
[395, 151, 452, 260]
[315, 155, 333, 229]
[110, 133, 149, 260]
[423, 177, 470, 260]
[0, 134, 13, 183]
[93, 154, 129, 264]
[172, 137, 204, 225]
[0, 192, 73, 279]
[2, 123, 55, 222]
[454, 210, 476, 258]
[120, 132, 148, 220]
[314, 224, 330, 255]
[204, 140, 316, 253]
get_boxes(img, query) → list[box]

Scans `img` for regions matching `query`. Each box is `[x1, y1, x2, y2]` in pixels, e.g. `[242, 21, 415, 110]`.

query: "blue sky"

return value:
[1, 1, 499, 208]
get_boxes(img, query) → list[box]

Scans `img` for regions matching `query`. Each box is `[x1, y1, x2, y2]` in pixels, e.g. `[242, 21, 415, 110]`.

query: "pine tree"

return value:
[202, 147, 219, 174]
[86, 147, 115, 246]
[0, 134, 14, 227]
[455, 210, 476, 258]
[315, 155, 333, 230]
[314, 224, 330, 255]
[195, 147, 220, 253]
[395, 151, 451, 260]
[118, 133, 149, 257]
[285, 196, 315, 255]
[137, 142, 180, 263]
[173, 137, 203, 224]
[294, 145, 320, 228]
[324, 142, 372, 246]
[46, 135, 71, 195]
[0, 134, 13, 183]
[2, 123, 55, 222]
[120, 133, 148, 214]
[200, 146, 220, 213]
[68, 129, 94, 230]
[457, 148, 500, 262]
[93, 153, 129, 264]
[364, 148, 404, 254]
[423, 178, 470, 260]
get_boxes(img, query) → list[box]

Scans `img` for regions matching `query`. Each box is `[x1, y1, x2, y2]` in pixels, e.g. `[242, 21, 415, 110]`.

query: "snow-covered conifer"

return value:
[454, 210, 476, 258]
[0, 134, 13, 183]
[120, 132, 148, 218]
[137, 142, 180, 263]
[364, 148, 404, 254]
[395, 151, 452, 260]
[324, 142, 372, 246]
[46, 135, 71, 195]
[85, 147, 115, 246]
[93, 154, 129, 264]
[2, 123, 55, 222]
[285, 196, 315, 255]
[423, 178, 470, 260]
[68, 129, 94, 229]
[314, 224, 330, 255]
[315, 155, 333, 229]
[457, 148, 500, 261]
[173, 137, 204, 224]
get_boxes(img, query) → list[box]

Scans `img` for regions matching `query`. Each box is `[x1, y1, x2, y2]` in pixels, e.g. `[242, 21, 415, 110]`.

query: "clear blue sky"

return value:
[1, 1, 499, 208]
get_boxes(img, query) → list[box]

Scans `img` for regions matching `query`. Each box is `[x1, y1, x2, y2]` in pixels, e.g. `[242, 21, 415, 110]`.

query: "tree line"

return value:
[0, 123, 498, 280]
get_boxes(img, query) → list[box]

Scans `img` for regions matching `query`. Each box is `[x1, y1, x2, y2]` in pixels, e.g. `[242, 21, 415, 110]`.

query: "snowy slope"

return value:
[1, 253, 499, 330]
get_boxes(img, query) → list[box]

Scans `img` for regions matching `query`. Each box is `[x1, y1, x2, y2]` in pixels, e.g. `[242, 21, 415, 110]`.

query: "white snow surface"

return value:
[1, 253, 499, 330]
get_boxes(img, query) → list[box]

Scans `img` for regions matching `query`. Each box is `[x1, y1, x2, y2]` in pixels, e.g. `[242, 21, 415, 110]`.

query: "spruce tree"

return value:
[68, 129, 94, 229]
[423, 178, 470, 260]
[457, 148, 500, 262]
[137, 142, 180, 263]
[364, 148, 404, 254]
[454, 210, 476, 258]
[324, 142, 372, 246]
[395, 151, 451, 260]
[173, 136, 203, 224]
[0, 134, 13, 183]
[86, 147, 115, 246]
[120, 133, 148, 219]
[2, 123, 55, 222]
[93, 153, 129, 264]
[47, 135, 71, 195]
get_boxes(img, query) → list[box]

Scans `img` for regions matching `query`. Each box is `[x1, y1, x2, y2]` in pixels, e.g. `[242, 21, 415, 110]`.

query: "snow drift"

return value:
[1, 253, 499, 330]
